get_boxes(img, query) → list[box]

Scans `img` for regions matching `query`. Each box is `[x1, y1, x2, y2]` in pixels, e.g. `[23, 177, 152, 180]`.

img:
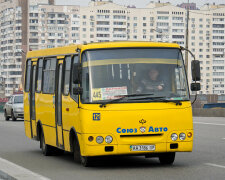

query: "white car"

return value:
[4, 94, 24, 121]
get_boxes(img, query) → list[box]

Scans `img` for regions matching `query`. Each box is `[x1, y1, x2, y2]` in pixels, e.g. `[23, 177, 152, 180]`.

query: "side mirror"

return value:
[191, 83, 201, 91]
[73, 63, 81, 84]
[73, 87, 83, 95]
[191, 60, 201, 81]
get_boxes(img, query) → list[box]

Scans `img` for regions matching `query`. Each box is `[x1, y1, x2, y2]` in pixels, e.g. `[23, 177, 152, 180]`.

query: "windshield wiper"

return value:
[99, 93, 154, 108]
[130, 96, 182, 106]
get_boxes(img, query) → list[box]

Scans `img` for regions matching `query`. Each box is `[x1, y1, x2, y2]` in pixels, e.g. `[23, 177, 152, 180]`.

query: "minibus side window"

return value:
[36, 58, 43, 93]
[70, 55, 79, 102]
[42, 57, 57, 94]
[63, 56, 72, 96]
[25, 60, 32, 92]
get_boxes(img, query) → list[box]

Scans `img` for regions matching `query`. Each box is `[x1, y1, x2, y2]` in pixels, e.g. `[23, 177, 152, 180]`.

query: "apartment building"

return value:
[0, 0, 80, 97]
[28, 0, 80, 50]
[0, 0, 27, 97]
[0, 0, 224, 97]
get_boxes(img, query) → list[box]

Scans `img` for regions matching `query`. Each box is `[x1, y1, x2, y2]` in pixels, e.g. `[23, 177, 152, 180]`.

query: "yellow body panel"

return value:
[24, 42, 193, 158]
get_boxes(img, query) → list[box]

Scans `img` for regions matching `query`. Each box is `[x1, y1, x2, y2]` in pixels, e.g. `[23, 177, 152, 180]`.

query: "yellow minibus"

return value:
[24, 42, 200, 166]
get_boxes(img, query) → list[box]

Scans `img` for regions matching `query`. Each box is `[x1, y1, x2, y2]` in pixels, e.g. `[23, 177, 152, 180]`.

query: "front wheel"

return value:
[4, 110, 9, 121]
[73, 138, 93, 167]
[80, 156, 93, 167]
[11, 110, 16, 121]
[159, 152, 175, 165]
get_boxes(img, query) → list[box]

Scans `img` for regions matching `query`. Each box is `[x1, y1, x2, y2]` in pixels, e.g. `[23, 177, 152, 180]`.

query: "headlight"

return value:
[105, 136, 113, 144]
[171, 133, 178, 141]
[179, 133, 186, 140]
[96, 136, 104, 144]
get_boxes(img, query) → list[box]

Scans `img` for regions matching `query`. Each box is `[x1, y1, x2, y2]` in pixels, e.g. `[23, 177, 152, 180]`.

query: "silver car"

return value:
[4, 94, 24, 121]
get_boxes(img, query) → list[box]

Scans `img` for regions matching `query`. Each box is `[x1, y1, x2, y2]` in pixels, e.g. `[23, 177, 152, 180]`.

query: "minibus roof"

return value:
[26, 41, 180, 59]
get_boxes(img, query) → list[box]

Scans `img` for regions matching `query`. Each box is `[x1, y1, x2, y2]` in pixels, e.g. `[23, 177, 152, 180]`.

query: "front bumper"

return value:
[14, 111, 24, 119]
[80, 141, 193, 157]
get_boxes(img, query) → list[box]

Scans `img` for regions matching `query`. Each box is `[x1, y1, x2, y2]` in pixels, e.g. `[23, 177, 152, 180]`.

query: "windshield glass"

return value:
[14, 96, 23, 103]
[81, 48, 189, 104]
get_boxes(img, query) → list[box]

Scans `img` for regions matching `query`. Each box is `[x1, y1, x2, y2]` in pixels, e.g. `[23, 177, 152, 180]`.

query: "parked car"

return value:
[4, 94, 24, 121]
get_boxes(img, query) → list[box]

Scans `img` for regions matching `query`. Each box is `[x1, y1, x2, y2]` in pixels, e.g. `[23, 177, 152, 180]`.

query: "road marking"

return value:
[205, 163, 225, 169]
[0, 157, 50, 180]
[194, 122, 225, 126]
[222, 138, 225, 140]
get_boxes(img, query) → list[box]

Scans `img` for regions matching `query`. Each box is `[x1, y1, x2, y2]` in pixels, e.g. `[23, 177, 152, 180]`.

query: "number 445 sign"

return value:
[92, 88, 102, 101]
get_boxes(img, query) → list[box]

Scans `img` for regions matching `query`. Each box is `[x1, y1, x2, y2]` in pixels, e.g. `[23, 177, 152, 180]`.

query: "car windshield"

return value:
[81, 48, 189, 104]
[14, 96, 23, 103]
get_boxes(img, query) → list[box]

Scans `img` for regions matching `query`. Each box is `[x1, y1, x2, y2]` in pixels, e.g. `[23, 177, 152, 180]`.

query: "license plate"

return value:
[130, 145, 155, 151]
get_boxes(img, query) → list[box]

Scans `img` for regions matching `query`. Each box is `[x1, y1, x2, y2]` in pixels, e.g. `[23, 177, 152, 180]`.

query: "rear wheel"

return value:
[40, 131, 53, 156]
[11, 110, 16, 121]
[4, 110, 9, 121]
[159, 152, 175, 165]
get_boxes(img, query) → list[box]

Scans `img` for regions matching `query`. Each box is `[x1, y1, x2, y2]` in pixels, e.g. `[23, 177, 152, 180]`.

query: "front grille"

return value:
[120, 133, 163, 138]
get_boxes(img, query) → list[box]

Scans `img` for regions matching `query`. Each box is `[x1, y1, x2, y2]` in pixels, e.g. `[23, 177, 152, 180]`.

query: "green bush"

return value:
[0, 103, 4, 112]
[0, 105, 4, 112]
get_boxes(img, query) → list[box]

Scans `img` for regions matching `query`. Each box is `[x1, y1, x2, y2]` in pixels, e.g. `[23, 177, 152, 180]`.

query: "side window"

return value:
[25, 60, 32, 92]
[70, 55, 79, 101]
[8, 97, 13, 104]
[36, 58, 43, 93]
[63, 56, 72, 96]
[43, 57, 57, 94]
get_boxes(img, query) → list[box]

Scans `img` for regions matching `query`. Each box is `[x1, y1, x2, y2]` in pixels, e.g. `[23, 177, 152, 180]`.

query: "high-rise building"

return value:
[0, 0, 28, 97]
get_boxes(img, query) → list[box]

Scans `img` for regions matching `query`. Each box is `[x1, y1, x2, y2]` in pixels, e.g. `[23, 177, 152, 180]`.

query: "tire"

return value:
[159, 152, 175, 165]
[11, 110, 16, 121]
[40, 131, 53, 156]
[73, 138, 92, 167]
[80, 156, 93, 167]
[73, 138, 81, 163]
[4, 110, 9, 121]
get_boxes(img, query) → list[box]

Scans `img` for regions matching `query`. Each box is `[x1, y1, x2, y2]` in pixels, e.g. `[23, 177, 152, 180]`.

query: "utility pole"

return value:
[185, 0, 190, 74]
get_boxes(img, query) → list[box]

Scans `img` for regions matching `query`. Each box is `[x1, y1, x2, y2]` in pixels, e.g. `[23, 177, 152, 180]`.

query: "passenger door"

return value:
[55, 61, 64, 148]
[30, 64, 37, 138]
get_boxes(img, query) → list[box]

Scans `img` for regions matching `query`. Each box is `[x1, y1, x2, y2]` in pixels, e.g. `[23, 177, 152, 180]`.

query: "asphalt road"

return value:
[0, 113, 225, 180]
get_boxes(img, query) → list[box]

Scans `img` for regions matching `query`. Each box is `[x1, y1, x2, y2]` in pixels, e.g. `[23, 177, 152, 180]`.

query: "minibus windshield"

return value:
[81, 48, 190, 104]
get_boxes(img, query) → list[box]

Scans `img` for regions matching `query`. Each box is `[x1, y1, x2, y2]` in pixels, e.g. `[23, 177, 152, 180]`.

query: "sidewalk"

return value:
[0, 157, 50, 180]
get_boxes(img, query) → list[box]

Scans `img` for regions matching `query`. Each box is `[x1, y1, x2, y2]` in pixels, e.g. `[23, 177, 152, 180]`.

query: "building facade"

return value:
[0, 0, 224, 97]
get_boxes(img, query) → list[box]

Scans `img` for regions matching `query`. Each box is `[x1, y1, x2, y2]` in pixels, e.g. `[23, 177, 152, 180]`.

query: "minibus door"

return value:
[30, 64, 37, 138]
[55, 62, 64, 148]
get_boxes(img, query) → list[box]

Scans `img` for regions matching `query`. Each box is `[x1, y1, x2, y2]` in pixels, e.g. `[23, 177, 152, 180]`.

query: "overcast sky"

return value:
[55, 0, 224, 8]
